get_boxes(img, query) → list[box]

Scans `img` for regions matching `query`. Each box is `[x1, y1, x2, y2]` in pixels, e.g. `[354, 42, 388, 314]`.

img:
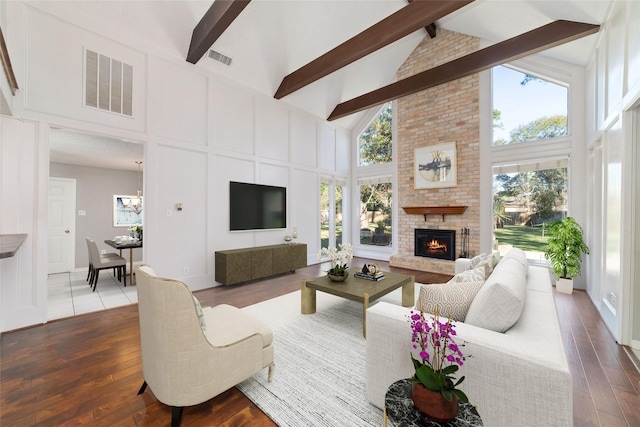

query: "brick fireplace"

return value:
[388, 28, 481, 275]
[415, 229, 456, 261]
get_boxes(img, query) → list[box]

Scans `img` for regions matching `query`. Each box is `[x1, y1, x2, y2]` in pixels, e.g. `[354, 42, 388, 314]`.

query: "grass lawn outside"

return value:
[494, 225, 549, 253]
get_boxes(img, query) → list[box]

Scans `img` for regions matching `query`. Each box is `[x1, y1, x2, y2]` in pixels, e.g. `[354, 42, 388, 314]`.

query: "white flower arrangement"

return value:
[128, 224, 143, 234]
[318, 243, 354, 276]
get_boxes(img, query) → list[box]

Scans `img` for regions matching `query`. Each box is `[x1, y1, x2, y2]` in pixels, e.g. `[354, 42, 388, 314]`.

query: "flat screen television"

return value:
[229, 181, 287, 231]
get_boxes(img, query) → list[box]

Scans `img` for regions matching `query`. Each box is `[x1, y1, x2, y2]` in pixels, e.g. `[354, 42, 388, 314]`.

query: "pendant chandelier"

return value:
[123, 161, 143, 214]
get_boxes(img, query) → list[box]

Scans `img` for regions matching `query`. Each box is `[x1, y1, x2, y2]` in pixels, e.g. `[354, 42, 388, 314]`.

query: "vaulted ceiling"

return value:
[36, 0, 612, 130]
[35, 0, 612, 167]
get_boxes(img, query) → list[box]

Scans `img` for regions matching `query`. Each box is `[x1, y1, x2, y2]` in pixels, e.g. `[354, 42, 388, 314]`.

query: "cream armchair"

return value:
[135, 266, 275, 427]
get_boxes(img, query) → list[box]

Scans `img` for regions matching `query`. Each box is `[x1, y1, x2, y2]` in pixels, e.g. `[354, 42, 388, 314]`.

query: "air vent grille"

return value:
[84, 49, 133, 117]
[208, 50, 232, 66]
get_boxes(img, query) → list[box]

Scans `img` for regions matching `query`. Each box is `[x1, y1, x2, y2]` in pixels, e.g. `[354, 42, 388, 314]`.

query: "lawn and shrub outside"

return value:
[493, 225, 548, 259]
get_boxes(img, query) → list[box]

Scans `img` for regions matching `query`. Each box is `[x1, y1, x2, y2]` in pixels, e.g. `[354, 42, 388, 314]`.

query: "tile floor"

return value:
[47, 269, 138, 321]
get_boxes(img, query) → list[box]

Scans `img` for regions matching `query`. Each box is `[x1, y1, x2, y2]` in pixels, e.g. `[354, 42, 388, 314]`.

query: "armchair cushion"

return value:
[203, 304, 273, 348]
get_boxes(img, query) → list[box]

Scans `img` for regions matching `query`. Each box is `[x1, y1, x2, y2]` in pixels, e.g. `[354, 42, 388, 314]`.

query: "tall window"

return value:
[320, 178, 347, 249]
[355, 102, 395, 251]
[359, 180, 392, 247]
[359, 102, 392, 166]
[492, 66, 568, 145]
[320, 182, 329, 248]
[491, 65, 572, 262]
[335, 184, 343, 246]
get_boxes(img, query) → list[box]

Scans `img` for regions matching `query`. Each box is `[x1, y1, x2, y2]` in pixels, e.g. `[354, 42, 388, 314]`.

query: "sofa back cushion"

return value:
[464, 256, 528, 332]
[500, 247, 529, 273]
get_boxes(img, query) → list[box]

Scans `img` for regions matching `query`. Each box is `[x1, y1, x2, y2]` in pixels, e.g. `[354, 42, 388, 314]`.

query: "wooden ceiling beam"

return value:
[186, 0, 251, 64]
[407, 0, 437, 38]
[327, 20, 599, 121]
[274, 0, 473, 99]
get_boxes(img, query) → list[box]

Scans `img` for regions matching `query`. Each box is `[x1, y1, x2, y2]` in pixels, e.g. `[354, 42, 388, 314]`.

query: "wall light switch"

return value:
[166, 209, 172, 217]
[78, 210, 86, 216]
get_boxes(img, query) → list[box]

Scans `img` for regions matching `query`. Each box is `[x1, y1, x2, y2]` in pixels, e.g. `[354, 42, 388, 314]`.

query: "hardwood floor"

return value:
[1, 258, 639, 426]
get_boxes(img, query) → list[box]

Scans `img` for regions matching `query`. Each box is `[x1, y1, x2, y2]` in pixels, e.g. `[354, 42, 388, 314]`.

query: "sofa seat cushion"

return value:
[203, 304, 273, 348]
[464, 257, 528, 332]
[525, 266, 554, 294]
[415, 281, 484, 322]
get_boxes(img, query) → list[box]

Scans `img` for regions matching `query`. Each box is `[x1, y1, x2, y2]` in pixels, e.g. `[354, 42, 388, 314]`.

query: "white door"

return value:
[48, 178, 76, 274]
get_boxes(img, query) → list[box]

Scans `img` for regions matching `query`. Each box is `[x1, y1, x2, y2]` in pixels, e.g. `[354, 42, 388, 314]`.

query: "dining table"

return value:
[104, 239, 142, 285]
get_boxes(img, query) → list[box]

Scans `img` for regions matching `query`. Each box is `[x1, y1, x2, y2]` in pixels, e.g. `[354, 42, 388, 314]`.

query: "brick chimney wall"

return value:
[390, 29, 482, 275]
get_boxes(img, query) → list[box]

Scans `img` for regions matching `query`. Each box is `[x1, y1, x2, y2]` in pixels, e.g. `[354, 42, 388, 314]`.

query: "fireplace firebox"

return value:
[415, 229, 456, 261]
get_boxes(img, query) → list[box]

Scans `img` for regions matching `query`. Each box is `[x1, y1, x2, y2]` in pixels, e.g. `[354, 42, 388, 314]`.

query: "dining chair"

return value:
[85, 238, 122, 283]
[135, 265, 275, 427]
[86, 238, 127, 291]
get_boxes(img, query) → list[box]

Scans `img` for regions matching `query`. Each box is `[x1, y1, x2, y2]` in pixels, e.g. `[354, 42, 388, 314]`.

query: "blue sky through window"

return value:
[492, 66, 568, 143]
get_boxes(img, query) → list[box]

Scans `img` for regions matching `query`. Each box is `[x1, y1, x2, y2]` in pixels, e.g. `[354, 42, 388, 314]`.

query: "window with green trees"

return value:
[320, 183, 329, 248]
[491, 66, 570, 260]
[359, 102, 392, 165]
[356, 102, 393, 248]
[359, 181, 392, 247]
[492, 66, 568, 146]
[320, 180, 345, 249]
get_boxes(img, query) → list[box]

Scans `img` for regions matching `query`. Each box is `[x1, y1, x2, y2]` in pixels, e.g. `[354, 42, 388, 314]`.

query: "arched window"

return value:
[358, 102, 392, 165]
[355, 103, 394, 249]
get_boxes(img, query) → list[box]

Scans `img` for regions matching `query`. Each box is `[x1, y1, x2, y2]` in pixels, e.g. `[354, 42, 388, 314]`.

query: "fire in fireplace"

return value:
[415, 229, 456, 261]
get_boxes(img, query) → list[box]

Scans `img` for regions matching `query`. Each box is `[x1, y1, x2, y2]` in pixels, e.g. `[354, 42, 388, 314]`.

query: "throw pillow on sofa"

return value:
[415, 281, 485, 322]
[464, 256, 528, 332]
[475, 253, 499, 279]
[467, 253, 486, 269]
[449, 266, 486, 283]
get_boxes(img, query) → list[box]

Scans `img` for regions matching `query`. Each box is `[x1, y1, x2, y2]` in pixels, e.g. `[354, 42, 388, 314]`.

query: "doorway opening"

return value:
[47, 127, 144, 320]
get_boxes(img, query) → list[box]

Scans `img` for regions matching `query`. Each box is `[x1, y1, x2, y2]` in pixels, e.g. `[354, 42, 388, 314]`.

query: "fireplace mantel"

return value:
[402, 206, 467, 221]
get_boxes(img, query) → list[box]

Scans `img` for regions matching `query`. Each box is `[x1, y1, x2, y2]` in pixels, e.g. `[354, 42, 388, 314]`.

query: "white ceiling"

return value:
[49, 128, 143, 171]
[34, 0, 613, 169]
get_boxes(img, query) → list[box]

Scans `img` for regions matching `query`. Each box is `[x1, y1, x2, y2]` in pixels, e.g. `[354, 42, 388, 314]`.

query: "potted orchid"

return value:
[409, 306, 468, 422]
[318, 243, 353, 281]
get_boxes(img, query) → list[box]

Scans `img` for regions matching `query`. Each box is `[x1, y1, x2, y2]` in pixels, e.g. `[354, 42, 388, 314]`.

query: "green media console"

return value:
[215, 243, 307, 286]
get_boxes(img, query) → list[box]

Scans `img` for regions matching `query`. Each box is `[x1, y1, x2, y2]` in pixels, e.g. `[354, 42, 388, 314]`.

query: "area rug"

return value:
[238, 285, 420, 426]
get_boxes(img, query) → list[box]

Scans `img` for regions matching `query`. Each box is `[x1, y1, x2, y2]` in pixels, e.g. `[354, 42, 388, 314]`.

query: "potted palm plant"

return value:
[544, 217, 590, 294]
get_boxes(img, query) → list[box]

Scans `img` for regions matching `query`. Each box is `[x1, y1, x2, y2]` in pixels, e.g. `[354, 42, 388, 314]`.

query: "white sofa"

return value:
[366, 249, 572, 427]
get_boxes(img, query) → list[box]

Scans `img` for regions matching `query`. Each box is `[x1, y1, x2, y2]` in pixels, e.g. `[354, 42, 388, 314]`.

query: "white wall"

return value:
[49, 163, 142, 268]
[0, 2, 350, 331]
[0, 117, 48, 331]
[585, 0, 640, 343]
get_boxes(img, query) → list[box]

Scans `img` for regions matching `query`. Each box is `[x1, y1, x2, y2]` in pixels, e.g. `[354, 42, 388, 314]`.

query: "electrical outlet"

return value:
[183, 267, 189, 275]
[610, 293, 617, 306]
[100, 249, 106, 255]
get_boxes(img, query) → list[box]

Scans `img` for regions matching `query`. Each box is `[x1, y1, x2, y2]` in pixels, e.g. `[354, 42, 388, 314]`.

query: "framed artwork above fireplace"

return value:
[414, 142, 457, 189]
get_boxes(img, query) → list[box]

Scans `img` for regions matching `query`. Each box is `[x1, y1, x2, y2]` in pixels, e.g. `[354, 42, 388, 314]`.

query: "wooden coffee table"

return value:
[301, 267, 414, 338]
